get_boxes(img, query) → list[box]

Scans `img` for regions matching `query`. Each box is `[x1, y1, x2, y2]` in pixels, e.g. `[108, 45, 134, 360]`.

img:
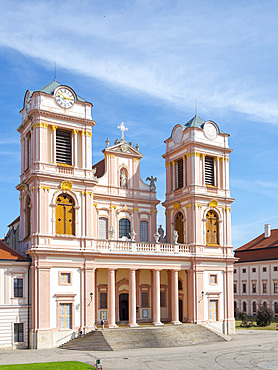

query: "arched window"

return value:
[25, 196, 31, 238]
[175, 212, 184, 243]
[99, 217, 108, 239]
[56, 193, 75, 235]
[234, 301, 237, 312]
[178, 279, 183, 290]
[263, 301, 267, 309]
[242, 301, 247, 312]
[274, 302, 278, 315]
[252, 301, 257, 315]
[120, 168, 128, 188]
[206, 210, 219, 245]
[140, 221, 148, 242]
[119, 218, 130, 239]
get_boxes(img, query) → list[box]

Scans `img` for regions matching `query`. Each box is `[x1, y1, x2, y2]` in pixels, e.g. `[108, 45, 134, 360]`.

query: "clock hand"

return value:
[58, 91, 72, 100]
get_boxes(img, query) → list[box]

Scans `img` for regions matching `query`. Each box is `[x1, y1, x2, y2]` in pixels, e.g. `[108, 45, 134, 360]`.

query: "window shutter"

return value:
[56, 130, 72, 165]
[205, 156, 214, 185]
[140, 221, 148, 242]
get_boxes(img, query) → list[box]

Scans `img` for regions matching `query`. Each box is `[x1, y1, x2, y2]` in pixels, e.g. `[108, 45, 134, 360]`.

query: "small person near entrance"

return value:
[101, 319, 104, 330]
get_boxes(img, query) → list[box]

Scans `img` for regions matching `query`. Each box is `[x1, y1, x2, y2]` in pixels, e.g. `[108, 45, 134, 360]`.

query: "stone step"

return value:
[59, 324, 225, 351]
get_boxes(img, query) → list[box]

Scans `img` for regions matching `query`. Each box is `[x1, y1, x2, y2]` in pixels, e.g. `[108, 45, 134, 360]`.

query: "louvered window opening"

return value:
[176, 159, 183, 189]
[56, 194, 75, 235]
[56, 130, 72, 165]
[205, 156, 215, 185]
[140, 221, 148, 242]
[99, 217, 108, 239]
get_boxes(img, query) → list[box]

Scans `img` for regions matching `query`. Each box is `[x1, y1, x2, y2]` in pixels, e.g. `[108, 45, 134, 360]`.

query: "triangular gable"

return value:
[0, 240, 29, 261]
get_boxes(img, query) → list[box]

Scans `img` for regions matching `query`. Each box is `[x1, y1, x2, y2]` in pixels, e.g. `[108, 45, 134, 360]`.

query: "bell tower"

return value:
[163, 115, 233, 249]
[17, 80, 96, 253]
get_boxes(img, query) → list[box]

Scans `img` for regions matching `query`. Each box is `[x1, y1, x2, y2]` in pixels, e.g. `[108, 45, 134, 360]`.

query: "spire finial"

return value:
[117, 122, 128, 140]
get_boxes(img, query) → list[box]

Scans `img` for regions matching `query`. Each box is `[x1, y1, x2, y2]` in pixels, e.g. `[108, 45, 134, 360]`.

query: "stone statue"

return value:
[92, 168, 97, 180]
[146, 176, 157, 192]
[120, 169, 127, 188]
[158, 225, 164, 242]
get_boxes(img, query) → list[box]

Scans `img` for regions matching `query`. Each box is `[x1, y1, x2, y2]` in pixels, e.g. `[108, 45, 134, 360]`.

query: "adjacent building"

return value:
[234, 224, 278, 317]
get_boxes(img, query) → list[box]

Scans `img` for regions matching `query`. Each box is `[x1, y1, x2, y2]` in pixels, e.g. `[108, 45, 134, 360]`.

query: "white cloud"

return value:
[1, 0, 278, 124]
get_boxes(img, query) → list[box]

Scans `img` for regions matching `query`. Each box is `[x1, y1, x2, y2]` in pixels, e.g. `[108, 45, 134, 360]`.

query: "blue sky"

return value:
[1, 0, 278, 248]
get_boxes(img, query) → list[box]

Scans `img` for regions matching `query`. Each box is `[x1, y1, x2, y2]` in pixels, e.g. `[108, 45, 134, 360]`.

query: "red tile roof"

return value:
[92, 159, 105, 178]
[0, 240, 29, 261]
[234, 229, 278, 263]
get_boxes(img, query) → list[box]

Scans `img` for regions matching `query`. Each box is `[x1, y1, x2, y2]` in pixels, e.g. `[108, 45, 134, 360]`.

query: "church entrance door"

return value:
[179, 299, 183, 323]
[119, 293, 129, 321]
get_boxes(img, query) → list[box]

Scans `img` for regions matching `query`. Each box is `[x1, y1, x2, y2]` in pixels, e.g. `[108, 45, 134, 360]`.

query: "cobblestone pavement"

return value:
[1, 330, 278, 369]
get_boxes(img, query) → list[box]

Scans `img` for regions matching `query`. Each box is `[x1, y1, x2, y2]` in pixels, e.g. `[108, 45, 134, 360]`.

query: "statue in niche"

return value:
[146, 176, 157, 192]
[120, 169, 127, 188]
[92, 168, 97, 180]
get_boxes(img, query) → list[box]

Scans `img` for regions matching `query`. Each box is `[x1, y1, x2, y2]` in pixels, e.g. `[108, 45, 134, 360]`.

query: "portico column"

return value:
[171, 270, 181, 324]
[153, 269, 163, 326]
[108, 268, 118, 328]
[129, 269, 139, 327]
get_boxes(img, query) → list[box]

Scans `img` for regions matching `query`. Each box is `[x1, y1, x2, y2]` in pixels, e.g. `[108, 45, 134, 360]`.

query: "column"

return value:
[171, 270, 181, 324]
[108, 268, 118, 328]
[129, 269, 139, 327]
[152, 269, 163, 325]
[51, 125, 57, 164]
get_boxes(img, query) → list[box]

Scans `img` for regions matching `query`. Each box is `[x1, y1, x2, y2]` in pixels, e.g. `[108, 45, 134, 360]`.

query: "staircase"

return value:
[59, 324, 226, 351]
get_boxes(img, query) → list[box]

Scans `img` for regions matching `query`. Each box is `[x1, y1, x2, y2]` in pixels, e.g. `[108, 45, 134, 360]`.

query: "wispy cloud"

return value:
[1, 1, 278, 123]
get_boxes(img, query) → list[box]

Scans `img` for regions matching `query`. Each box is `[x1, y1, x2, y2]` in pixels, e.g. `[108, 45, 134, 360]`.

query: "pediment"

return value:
[104, 140, 142, 158]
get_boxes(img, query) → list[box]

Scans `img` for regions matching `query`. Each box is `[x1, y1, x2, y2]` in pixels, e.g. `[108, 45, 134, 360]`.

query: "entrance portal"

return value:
[179, 299, 183, 323]
[119, 293, 129, 321]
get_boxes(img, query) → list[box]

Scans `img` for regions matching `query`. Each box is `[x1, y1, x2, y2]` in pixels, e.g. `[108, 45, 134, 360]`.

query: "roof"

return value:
[92, 159, 105, 178]
[0, 240, 29, 261]
[26, 80, 89, 105]
[7, 216, 20, 228]
[234, 229, 278, 263]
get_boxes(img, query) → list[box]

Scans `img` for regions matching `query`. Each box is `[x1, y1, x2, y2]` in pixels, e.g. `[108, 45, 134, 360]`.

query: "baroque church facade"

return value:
[10, 80, 235, 349]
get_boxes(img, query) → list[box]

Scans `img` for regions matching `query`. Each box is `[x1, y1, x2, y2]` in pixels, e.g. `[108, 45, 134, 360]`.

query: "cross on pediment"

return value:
[117, 122, 128, 140]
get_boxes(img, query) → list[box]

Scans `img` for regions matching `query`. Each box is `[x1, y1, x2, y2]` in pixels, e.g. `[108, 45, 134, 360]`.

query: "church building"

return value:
[12, 81, 236, 349]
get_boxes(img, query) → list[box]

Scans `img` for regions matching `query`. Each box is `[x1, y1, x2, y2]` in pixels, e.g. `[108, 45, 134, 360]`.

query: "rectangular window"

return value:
[234, 269, 237, 274]
[160, 292, 165, 307]
[274, 267, 278, 272]
[209, 300, 218, 321]
[243, 269, 246, 273]
[234, 283, 237, 294]
[210, 275, 217, 285]
[263, 283, 267, 293]
[141, 292, 148, 308]
[99, 218, 108, 239]
[274, 282, 278, 293]
[100, 293, 107, 309]
[56, 130, 72, 165]
[176, 159, 183, 189]
[205, 156, 215, 186]
[263, 267, 267, 272]
[14, 278, 23, 298]
[252, 268, 256, 273]
[242, 283, 246, 293]
[61, 273, 71, 284]
[140, 221, 149, 242]
[59, 303, 72, 329]
[14, 323, 24, 342]
[252, 283, 256, 293]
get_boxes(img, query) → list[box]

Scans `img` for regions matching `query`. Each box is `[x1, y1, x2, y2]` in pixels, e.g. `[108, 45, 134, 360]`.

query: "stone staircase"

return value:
[59, 324, 226, 351]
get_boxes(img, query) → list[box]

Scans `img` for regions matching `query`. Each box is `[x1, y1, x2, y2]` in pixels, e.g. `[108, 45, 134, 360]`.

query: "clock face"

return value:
[204, 122, 218, 140]
[172, 126, 183, 144]
[55, 87, 75, 109]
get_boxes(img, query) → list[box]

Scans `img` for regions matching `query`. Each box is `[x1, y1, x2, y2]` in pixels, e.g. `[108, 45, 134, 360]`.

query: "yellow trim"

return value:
[52, 125, 57, 131]
[196, 204, 202, 209]
[186, 204, 192, 209]
[209, 200, 218, 208]
[173, 202, 181, 210]
[151, 209, 157, 213]
[93, 203, 97, 207]
[132, 158, 140, 161]
[82, 131, 92, 137]
[110, 205, 117, 209]
[39, 186, 50, 192]
[82, 191, 92, 196]
[73, 129, 79, 135]
[33, 122, 48, 128]
[165, 162, 171, 167]
[57, 162, 73, 168]
[31, 186, 35, 192]
[171, 160, 177, 165]
[60, 181, 72, 191]
[133, 207, 139, 211]
[105, 153, 115, 158]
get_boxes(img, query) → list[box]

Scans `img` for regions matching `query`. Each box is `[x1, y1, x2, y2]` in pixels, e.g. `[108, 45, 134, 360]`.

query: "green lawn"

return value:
[0, 362, 93, 369]
[236, 317, 278, 330]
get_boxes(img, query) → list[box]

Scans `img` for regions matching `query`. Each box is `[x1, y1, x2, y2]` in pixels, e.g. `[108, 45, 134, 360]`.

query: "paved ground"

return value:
[1, 330, 278, 369]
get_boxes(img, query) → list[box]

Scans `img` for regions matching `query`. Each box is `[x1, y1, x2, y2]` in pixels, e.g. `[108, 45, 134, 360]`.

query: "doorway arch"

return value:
[119, 293, 129, 321]
[175, 212, 184, 243]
